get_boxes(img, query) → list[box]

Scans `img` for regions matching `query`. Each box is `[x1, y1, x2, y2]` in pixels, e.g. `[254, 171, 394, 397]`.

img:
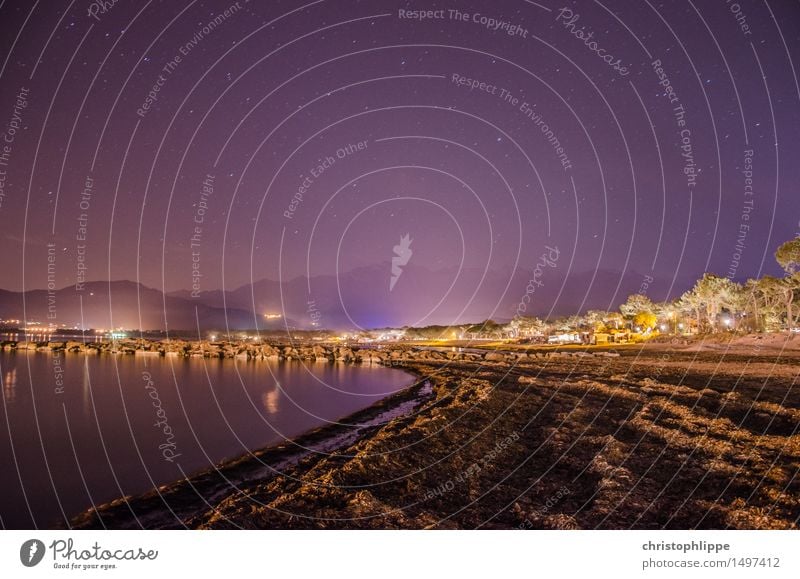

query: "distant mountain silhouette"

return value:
[0, 267, 694, 331]
[172, 263, 694, 330]
[0, 281, 264, 332]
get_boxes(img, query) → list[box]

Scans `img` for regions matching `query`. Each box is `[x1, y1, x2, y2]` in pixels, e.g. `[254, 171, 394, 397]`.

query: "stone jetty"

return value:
[0, 338, 619, 364]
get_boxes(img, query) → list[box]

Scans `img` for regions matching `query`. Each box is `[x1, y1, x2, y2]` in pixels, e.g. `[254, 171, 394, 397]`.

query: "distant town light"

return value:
[264, 313, 282, 319]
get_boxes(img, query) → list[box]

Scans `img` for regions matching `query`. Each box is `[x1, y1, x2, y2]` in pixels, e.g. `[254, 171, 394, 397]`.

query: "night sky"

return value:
[1, 0, 799, 325]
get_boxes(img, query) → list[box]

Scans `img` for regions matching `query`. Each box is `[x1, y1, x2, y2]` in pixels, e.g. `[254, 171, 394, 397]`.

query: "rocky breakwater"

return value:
[0, 338, 620, 365]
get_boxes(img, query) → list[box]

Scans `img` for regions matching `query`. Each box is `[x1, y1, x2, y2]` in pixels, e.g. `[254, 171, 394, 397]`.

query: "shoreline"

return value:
[66, 365, 432, 530]
[63, 339, 800, 529]
[3, 329, 798, 359]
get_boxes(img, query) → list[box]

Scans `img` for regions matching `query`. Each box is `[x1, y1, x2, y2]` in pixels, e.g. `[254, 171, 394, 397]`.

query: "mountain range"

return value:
[0, 264, 695, 331]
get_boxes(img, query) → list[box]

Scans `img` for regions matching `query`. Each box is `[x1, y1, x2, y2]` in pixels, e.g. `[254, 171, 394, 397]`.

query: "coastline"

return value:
[65, 337, 800, 529]
[66, 364, 432, 530]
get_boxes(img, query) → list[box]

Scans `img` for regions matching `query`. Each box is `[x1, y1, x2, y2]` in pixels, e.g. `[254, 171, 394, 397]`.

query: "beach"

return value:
[67, 334, 800, 529]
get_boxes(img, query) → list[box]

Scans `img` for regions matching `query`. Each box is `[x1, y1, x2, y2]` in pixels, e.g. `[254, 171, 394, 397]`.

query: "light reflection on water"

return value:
[262, 384, 281, 415]
[0, 351, 413, 528]
[3, 367, 16, 403]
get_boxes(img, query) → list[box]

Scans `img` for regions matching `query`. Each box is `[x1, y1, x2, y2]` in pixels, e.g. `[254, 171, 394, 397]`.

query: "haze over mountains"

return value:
[0, 264, 693, 331]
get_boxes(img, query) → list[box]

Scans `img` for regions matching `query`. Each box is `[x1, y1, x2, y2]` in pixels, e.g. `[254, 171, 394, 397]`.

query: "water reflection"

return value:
[261, 383, 281, 415]
[0, 352, 413, 528]
[81, 358, 91, 417]
[3, 367, 17, 404]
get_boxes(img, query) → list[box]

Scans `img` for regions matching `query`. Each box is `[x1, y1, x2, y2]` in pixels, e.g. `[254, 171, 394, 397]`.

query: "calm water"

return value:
[0, 351, 413, 528]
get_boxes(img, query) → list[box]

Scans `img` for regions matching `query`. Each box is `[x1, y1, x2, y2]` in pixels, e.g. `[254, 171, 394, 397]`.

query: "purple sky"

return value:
[1, 0, 798, 316]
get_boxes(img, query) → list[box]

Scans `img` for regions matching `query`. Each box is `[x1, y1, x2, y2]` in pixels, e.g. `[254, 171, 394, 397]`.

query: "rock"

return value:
[261, 345, 279, 358]
[484, 352, 506, 362]
[336, 348, 354, 362]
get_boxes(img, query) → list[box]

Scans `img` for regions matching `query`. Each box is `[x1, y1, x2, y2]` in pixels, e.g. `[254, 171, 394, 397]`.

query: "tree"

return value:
[633, 311, 658, 332]
[783, 274, 800, 329]
[564, 314, 585, 331]
[620, 294, 654, 318]
[584, 310, 609, 332]
[742, 278, 763, 331]
[678, 288, 704, 331]
[680, 274, 741, 331]
[775, 237, 800, 274]
[775, 237, 800, 330]
[466, 319, 503, 339]
[724, 282, 749, 330]
[604, 311, 625, 330]
[754, 276, 789, 331]
[510, 316, 546, 338]
[657, 301, 681, 333]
